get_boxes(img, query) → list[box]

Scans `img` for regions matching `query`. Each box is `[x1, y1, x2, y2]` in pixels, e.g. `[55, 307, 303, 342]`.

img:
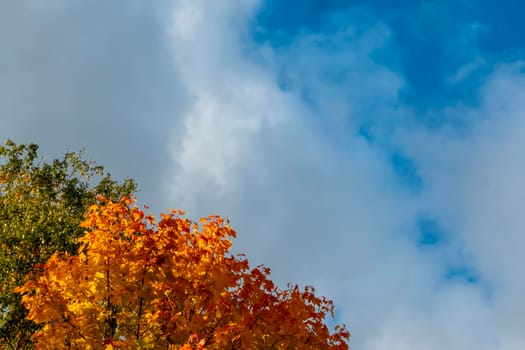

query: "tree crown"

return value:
[15, 196, 350, 349]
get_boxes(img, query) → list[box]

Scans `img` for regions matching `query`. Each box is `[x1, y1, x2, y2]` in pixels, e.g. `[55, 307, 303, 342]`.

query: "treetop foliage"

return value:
[0, 140, 136, 349]
[15, 197, 350, 349]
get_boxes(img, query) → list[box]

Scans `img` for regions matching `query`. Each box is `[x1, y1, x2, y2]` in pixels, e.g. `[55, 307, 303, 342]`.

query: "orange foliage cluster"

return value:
[15, 197, 349, 349]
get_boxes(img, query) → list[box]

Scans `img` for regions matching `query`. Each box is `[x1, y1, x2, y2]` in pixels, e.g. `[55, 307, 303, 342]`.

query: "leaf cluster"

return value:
[15, 197, 350, 349]
[0, 140, 136, 349]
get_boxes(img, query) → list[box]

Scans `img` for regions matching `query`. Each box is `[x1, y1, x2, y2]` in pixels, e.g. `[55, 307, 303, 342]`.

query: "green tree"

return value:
[0, 140, 136, 349]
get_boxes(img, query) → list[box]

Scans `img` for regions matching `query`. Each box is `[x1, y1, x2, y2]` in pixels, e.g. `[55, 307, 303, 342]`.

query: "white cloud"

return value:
[397, 63, 525, 349]
[165, 2, 441, 348]
[366, 284, 494, 350]
[166, 3, 525, 348]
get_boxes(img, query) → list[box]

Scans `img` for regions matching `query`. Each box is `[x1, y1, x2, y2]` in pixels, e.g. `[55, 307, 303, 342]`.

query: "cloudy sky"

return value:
[2, 0, 525, 348]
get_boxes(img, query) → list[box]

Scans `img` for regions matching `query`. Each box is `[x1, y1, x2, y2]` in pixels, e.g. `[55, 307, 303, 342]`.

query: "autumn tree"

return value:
[15, 197, 350, 349]
[0, 140, 136, 349]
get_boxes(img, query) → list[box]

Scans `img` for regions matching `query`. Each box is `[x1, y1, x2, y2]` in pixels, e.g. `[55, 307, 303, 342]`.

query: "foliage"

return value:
[15, 197, 350, 349]
[0, 140, 136, 349]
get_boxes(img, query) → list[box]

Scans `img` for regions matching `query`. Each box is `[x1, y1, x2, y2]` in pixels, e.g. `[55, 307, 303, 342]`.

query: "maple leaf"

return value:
[15, 196, 350, 349]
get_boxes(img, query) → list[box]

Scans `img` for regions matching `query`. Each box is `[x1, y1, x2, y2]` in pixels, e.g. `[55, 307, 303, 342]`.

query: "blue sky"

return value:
[2, 1, 525, 348]
[256, 0, 525, 109]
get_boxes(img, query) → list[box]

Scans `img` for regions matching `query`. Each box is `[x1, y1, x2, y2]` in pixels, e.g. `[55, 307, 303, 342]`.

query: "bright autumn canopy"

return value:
[15, 197, 350, 349]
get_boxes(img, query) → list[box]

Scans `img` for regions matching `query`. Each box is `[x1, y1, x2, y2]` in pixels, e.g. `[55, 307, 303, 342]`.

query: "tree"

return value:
[0, 140, 136, 349]
[15, 197, 350, 349]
